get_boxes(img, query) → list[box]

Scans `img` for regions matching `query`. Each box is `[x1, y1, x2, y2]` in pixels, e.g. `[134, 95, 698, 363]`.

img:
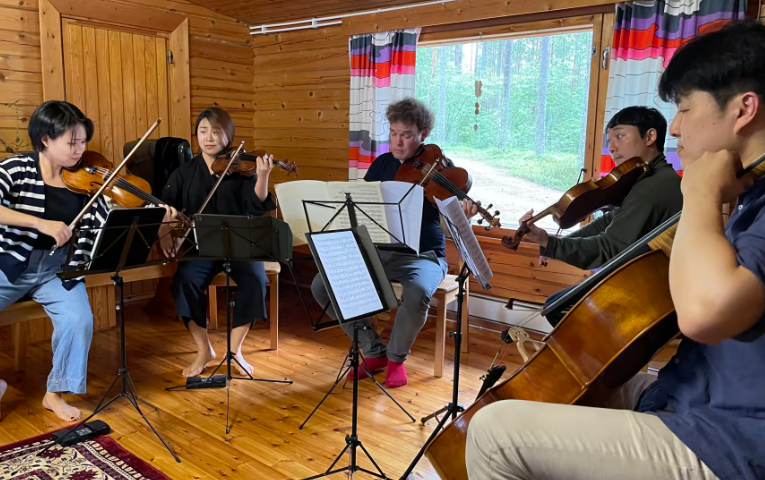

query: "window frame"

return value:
[417, 12, 615, 239]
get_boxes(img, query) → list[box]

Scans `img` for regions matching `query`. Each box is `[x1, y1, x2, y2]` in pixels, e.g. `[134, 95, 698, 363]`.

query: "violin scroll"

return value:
[475, 203, 501, 231]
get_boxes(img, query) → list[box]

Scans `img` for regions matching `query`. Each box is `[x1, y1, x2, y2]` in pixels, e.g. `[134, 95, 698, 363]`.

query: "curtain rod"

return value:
[249, 0, 454, 35]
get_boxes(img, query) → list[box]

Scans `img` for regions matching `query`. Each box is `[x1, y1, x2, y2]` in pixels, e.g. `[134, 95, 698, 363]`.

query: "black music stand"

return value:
[164, 214, 293, 434]
[399, 203, 492, 480]
[38, 207, 180, 462]
[299, 194, 415, 430]
[299, 226, 400, 480]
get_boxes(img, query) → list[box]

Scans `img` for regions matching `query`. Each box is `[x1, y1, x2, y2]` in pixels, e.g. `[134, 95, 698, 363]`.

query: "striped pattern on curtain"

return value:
[348, 29, 419, 181]
[601, 0, 745, 176]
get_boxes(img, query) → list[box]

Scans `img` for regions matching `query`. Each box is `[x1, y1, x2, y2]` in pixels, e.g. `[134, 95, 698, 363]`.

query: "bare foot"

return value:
[235, 351, 253, 376]
[42, 392, 82, 422]
[0, 379, 7, 420]
[183, 342, 216, 377]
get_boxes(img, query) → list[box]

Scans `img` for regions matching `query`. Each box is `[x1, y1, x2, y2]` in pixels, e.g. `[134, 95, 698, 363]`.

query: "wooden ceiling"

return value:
[184, 0, 423, 26]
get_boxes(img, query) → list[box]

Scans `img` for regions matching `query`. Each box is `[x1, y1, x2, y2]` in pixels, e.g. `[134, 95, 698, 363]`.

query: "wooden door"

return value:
[62, 19, 171, 164]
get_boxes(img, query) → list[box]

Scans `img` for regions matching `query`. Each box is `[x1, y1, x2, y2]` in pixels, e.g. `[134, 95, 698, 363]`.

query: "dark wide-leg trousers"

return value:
[171, 260, 268, 329]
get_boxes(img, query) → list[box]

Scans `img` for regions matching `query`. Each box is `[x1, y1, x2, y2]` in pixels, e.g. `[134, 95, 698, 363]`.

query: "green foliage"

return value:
[415, 32, 592, 191]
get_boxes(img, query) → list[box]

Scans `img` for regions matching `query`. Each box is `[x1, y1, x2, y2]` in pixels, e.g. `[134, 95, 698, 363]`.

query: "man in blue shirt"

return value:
[465, 21, 765, 480]
[311, 98, 448, 388]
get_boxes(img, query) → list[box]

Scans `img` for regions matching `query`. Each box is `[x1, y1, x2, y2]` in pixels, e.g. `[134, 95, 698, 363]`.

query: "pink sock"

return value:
[348, 356, 388, 381]
[385, 361, 408, 388]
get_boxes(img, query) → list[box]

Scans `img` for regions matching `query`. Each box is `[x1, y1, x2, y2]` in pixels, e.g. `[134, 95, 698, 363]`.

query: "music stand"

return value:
[38, 207, 180, 462]
[299, 226, 400, 480]
[164, 214, 294, 435]
[299, 193, 415, 429]
[399, 198, 492, 480]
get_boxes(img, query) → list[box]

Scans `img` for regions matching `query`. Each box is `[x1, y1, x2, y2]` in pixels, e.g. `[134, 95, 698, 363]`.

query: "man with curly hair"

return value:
[311, 97, 448, 388]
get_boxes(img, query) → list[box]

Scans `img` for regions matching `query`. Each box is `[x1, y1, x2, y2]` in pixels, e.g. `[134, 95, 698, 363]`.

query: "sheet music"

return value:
[275, 180, 336, 245]
[381, 182, 423, 255]
[311, 230, 384, 320]
[275, 180, 422, 250]
[435, 197, 493, 288]
[326, 182, 390, 243]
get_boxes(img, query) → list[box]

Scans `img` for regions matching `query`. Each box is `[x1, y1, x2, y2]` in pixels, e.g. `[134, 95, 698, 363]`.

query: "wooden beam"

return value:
[49, 0, 185, 32]
[39, 0, 65, 100]
[170, 18, 191, 140]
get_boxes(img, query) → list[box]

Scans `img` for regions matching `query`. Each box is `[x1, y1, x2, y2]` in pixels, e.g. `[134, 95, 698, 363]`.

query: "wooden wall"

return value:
[0, 0, 254, 159]
[0, 0, 253, 346]
[252, 27, 350, 185]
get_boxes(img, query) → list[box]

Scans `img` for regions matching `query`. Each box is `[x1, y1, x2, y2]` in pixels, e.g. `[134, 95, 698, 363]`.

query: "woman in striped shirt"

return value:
[0, 101, 174, 422]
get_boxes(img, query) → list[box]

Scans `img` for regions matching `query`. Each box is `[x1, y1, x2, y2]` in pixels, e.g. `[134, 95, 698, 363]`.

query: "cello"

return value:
[423, 153, 765, 480]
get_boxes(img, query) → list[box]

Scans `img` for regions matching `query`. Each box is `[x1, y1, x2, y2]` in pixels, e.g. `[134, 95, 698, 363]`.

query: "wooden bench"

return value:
[206, 262, 280, 350]
[1, 261, 280, 371]
[388, 274, 469, 378]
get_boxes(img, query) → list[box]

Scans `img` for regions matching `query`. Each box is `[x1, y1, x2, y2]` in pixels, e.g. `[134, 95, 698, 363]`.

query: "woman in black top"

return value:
[159, 107, 275, 378]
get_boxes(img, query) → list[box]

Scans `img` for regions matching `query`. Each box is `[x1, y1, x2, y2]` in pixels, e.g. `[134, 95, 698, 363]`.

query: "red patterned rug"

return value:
[0, 430, 174, 480]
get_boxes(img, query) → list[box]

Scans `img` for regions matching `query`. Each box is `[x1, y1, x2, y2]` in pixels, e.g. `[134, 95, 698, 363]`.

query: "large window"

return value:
[416, 30, 593, 232]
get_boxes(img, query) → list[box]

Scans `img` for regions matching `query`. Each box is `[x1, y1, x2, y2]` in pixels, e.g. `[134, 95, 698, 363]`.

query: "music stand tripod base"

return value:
[39, 275, 180, 463]
[299, 323, 391, 480]
[398, 262, 471, 480]
[164, 234, 293, 434]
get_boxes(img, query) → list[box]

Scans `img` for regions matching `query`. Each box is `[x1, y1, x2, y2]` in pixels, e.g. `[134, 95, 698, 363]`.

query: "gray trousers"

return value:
[311, 250, 447, 362]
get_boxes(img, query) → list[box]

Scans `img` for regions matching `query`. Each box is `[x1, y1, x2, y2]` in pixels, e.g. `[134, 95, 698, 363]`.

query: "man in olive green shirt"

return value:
[520, 106, 683, 325]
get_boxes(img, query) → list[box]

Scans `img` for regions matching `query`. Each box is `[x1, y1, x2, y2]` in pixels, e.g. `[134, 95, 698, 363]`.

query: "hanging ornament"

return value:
[474, 80, 482, 132]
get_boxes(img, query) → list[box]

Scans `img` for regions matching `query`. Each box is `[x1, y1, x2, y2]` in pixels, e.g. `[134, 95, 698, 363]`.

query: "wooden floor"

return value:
[0, 289, 532, 480]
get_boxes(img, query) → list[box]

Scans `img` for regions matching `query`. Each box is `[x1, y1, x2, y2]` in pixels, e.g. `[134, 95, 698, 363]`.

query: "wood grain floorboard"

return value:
[0, 287, 675, 480]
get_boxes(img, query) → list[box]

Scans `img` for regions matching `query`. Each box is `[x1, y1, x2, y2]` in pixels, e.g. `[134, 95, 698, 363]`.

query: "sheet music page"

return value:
[274, 180, 335, 246]
[435, 197, 493, 287]
[326, 182, 390, 243]
[311, 231, 384, 320]
[380, 181, 423, 254]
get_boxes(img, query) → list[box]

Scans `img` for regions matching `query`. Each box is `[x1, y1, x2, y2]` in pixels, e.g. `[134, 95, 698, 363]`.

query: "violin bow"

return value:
[50, 119, 162, 256]
[178, 140, 246, 245]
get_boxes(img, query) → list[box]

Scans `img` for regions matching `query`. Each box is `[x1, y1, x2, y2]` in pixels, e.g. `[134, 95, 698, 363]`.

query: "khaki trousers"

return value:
[465, 374, 719, 480]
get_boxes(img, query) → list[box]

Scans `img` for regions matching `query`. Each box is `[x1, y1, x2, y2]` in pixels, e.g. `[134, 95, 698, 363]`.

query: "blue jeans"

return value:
[0, 249, 93, 394]
[311, 250, 448, 363]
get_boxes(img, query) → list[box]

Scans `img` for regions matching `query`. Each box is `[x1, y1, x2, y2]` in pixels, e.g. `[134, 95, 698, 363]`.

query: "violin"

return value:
[49, 120, 163, 255]
[213, 148, 298, 176]
[394, 144, 501, 230]
[62, 150, 192, 226]
[501, 157, 648, 250]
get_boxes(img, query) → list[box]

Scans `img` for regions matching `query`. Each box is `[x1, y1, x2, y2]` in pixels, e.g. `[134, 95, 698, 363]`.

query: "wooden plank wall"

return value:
[252, 27, 350, 185]
[251, 15, 591, 306]
[0, 0, 253, 345]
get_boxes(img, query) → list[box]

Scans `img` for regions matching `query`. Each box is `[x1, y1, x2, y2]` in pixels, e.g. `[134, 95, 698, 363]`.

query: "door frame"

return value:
[39, 0, 191, 141]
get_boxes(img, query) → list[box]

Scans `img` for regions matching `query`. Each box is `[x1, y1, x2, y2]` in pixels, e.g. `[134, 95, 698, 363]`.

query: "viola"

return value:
[62, 150, 191, 226]
[213, 148, 298, 176]
[394, 144, 501, 230]
[502, 157, 648, 250]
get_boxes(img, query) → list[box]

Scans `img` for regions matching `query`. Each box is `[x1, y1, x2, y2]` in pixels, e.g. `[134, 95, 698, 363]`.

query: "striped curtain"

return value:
[600, 0, 745, 176]
[349, 29, 419, 181]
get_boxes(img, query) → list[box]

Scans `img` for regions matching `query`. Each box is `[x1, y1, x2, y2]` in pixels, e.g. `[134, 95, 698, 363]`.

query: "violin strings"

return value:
[230, 151, 289, 169]
[92, 167, 164, 205]
[420, 163, 484, 210]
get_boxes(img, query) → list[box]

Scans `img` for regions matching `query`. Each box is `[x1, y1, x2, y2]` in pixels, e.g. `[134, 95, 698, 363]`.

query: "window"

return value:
[416, 30, 593, 233]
